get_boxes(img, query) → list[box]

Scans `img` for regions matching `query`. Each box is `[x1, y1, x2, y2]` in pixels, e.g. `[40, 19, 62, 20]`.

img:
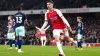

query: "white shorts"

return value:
[7, 33, 15, 39]
[40, 36, 46, 41]
[53, 29, 69, 37]
[53, 29, 63, 37]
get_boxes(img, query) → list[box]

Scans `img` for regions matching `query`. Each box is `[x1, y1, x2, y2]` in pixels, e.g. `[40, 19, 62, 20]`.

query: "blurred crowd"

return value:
[0, 0, 100, 11]
[84, 19, 100, 43]
[0, 15, 100, 45]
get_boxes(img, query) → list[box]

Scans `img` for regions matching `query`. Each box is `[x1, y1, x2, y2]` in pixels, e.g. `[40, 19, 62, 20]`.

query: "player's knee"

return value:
[54, 35, 60, 41]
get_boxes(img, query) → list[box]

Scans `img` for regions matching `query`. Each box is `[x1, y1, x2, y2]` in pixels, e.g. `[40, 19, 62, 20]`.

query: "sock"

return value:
[56, 41, 64, 54]
[18, 40, 22, 49]
[14, 40, 17, 47]
[9, 40, 12, 47]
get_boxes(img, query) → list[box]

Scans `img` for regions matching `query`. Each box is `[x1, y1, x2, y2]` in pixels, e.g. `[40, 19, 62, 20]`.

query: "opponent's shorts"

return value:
[7, 33, 15, 39]
[77, 34, 83, 40]
[40, 36, 46, 41]
[15, 26, 25, 37]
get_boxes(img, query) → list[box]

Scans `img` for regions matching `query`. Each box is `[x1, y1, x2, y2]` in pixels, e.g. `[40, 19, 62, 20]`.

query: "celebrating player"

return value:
[35, 25, 50, 47]
[40, 0, 78, 56]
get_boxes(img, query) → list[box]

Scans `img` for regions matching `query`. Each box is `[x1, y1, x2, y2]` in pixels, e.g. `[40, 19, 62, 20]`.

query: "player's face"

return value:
[8, 16, 12, 20]
[47, 2, 53, 10]
[77, 18, 80, 22]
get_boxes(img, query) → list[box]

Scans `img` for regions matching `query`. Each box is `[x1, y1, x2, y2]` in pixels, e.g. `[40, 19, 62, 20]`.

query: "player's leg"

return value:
[14, 39, 17, 49]
[17, 26, 25, 53]
[40, 37, 44, 47]
[15, 27, 20, 51]
[43, 36, 47, 46]
[13, 27, 17, 49]
[64, 28, 78, 50]
[77, 34, 83, 50]
[60, 33, 65, 45]
[64, 29, 71, 41]
[17, 36, 23, 52]
[53, 29, 65, 56]
[71, 38, 78, 50]
[7, 33, 13, 49]
[9, 39, 13, 49]
[13, 39, 17, 49]
[12, 32, 17, 49]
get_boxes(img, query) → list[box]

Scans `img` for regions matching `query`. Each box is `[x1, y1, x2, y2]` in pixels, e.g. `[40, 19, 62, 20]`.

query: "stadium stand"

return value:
[0, 0, 100, 11]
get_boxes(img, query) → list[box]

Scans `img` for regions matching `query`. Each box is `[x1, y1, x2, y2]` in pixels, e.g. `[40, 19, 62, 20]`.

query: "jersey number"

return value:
[16, 17, 22, 23]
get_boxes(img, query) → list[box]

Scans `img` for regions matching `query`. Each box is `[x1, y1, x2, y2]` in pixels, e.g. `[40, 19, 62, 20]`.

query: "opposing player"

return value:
[41, 0, 77, 56]
[76, 16, 84, 50]
[12, 7, 28, 53]
[7, 16, 17, 49]
[35, 25, 50, 47]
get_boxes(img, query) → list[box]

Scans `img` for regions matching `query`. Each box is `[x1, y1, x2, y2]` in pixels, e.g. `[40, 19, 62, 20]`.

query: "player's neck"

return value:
[18, 10, 22, 13]
[79, 21, 82, 22]
[49, 8, 54, 12]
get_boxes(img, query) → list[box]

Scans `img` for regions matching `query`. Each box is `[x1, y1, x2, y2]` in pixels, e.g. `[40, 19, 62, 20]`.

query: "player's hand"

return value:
[68, 27, 72, 32]
[63, 28, 69, 32]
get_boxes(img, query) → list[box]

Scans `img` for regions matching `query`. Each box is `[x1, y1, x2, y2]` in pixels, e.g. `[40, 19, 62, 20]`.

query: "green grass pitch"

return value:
[0, 45, 100, 56]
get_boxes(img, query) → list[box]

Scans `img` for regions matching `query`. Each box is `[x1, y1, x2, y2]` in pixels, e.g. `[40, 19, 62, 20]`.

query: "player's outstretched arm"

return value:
[35, 26, 40, 30]
[45, 25, 50, 30]
[41, 12, 48, 29]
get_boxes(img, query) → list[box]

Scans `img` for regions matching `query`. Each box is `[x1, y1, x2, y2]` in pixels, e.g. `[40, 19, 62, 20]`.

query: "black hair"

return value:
[77, 16, 82, 21]
[17, 7, 22, 11]
[47, 0, 54, 4]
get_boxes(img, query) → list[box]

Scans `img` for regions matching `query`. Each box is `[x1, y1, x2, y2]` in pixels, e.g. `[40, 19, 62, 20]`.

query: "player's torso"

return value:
[14, 12, 26, 27]
[8, 21, 13, 32]
[40, 29, 46, 36]
[47, 10, 65, 29]
[77, 22, 83, 34]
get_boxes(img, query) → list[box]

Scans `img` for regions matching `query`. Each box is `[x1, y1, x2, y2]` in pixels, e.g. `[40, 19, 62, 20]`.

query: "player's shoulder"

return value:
[21, 12, 26, 15]
[20, 12, 26, 16]
[14, 13, 18, 16]
[54, 9, 61, 12]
